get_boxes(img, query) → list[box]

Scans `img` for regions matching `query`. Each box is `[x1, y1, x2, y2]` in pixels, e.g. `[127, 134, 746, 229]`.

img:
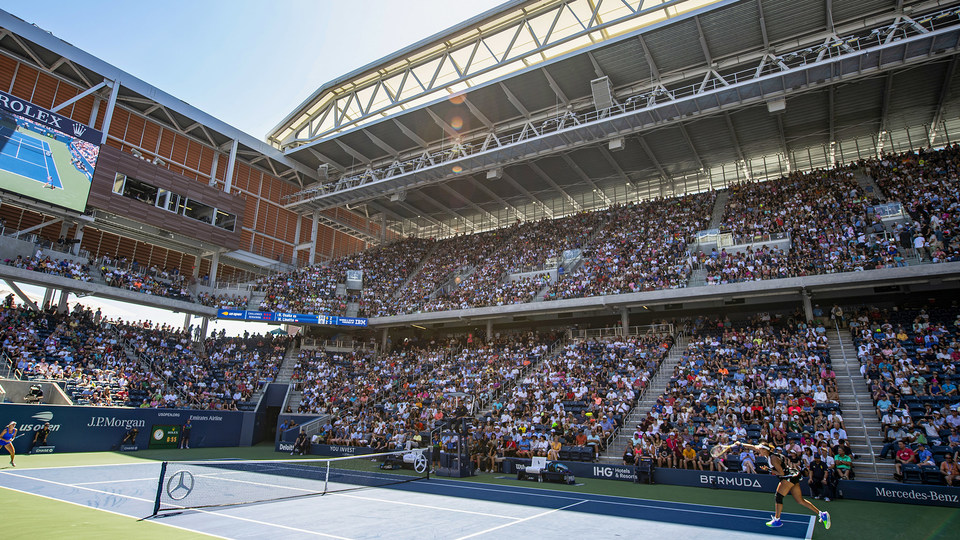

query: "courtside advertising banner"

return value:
[0, 89, 101, 212]
[0, 403, 247, 452]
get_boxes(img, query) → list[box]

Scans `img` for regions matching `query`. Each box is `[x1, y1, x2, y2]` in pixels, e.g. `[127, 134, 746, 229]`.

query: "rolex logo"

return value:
[72, 123, 87, 137]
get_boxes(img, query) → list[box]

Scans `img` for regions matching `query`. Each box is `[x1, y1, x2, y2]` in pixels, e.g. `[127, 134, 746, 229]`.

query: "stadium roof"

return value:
[277, 0, 960, 238]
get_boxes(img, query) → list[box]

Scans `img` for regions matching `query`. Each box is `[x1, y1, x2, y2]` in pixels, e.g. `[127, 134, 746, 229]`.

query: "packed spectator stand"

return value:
[0, 295, 288, 411]
[4, 146, 960, 319]
[623, 317, 848, 483]
[854, 304, 960, 484]
[1, 303, 151, 407]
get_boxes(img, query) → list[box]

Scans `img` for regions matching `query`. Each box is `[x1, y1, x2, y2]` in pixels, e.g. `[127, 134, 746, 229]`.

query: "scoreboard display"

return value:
[149, 424, 181, 449]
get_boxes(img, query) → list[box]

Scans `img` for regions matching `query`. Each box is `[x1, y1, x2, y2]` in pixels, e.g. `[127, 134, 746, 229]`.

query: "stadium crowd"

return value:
[1, 302, 156, 406]
[854, 304, 960, 483]
[617, 316, 851, 496]
[546, 193, 715, 299]
[0, 294, 288, 411]
[3, 253, 91, 281]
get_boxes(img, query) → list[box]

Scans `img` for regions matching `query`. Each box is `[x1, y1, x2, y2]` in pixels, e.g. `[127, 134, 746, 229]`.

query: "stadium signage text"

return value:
[0, 90, 103, 145]
[86, 417, 147, 429]
[699, 475, 764, 488]
[218, 309, 368, 327]
[18, 411, 61, 433]
[874, 487, 958, 503]
[592, 465, 638, 481]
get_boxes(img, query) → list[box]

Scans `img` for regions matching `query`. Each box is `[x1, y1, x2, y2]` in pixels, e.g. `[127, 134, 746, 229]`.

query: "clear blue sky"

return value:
[3, 0, 506, 138]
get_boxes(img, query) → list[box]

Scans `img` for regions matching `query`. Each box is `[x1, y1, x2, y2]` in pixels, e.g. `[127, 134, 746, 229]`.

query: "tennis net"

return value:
[152, 448, 430, 514]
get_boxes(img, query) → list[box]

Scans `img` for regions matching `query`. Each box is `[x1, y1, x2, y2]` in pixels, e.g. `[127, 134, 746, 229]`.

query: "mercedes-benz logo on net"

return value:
[414, 453, 428, 474]
[165, 470, 195, 500]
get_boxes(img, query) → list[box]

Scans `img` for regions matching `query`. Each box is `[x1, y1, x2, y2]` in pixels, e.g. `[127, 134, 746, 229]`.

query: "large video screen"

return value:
[0, 90, 102, 213]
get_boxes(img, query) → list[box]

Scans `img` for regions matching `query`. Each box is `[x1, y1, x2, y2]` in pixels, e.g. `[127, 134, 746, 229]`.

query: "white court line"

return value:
[422, 479, 809, 524]
[72, 476, 158, 486]
[805, 515, 816, 540]
[0, 483, 229, 540]
[0, 461, 155, 471]
[453, 500, 588, 540]
[333, 491, 523, 520]
[0, 471, 354, 540]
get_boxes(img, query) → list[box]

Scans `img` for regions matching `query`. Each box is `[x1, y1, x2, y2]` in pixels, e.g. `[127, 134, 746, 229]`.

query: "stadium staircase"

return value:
[707, 189, 728, 229]
[685, 189, 728, 288]
[270, 341, 302, 410]
[827, 326, 889, 481]
[532, 209, 619, 302]
[391, 241, 442, 301]
[600, 333, 690, 462]
[852, 168, 884, 200]
[246, 289, 266, 311]
[248, 339, 299, 407]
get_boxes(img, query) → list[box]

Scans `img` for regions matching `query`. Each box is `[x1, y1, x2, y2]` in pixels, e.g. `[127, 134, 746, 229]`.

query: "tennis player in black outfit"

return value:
[734, 443, 831, 529]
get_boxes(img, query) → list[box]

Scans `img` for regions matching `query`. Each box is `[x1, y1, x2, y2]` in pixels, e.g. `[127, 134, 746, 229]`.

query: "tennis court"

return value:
[0, 459, 815, 539]
[0, 127, 62, 188]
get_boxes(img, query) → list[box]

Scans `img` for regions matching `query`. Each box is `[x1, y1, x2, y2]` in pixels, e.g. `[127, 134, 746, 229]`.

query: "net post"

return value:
[324, 458, 330, 495]
[153, 461, 168, 516]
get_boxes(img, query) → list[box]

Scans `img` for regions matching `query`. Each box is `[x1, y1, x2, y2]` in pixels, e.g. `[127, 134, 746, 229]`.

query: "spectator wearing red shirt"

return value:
[894, 441, 917, 481]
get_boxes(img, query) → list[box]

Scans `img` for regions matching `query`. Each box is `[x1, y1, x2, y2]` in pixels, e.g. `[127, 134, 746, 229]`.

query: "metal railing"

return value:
[0, 351, 21, 380]
[284, 7, 960, 205]
[576, 323, 674, 340]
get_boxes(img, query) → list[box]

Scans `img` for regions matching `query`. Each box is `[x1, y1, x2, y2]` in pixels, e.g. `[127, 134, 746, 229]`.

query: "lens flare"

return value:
[449, 94, 465, 105]
[450, 116, 463, 130]
[452, 165, 463, 174]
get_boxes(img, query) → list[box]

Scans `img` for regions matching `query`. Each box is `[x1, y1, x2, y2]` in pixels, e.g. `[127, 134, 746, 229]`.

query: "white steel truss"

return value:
[282, 5, 960, 214]
[268, 0, 720, 149]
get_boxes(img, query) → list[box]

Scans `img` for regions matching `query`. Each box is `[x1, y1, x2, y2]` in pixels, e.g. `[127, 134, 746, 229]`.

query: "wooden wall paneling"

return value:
[197, 146, 213, 179]
[71, 94, 94, 126]
[51, 83, 79, 119]
[126, 114, 146, 149]
[184, 139, 199, 172]
[98, 230, 119, 258]
[78, 228, 101, 257]
[142, 122, 161, 154]
[255, 200, 267, 231]
[31, 75, 56, 109]
[108, 107, 129, 140]
[11, 65, 38, 102]
[171, 133, 188, 169]
[116, 236, 135, 261]
[0, 55, 15, 91]
[157, 129, 174, 160]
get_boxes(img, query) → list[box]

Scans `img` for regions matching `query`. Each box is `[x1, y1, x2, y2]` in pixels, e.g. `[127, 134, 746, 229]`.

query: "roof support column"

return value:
[292, 214, 303, 266]
[99, 79, 121, 145]
[208, 151, 220, 187]
[309, 209, 319, 265]
[224, 139, 239, 193]
[57, 289, 69, 313]
[209, 251, 220, 287]
[71, 223, 84, 256]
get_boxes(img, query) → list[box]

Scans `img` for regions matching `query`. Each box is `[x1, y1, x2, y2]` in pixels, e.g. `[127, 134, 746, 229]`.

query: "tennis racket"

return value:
[710, 442, 738, 458]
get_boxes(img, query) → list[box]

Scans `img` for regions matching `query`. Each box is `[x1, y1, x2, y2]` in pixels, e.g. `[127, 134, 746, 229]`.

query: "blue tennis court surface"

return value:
[0, 129, 62, 188]
[0, 463, 816, 539]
